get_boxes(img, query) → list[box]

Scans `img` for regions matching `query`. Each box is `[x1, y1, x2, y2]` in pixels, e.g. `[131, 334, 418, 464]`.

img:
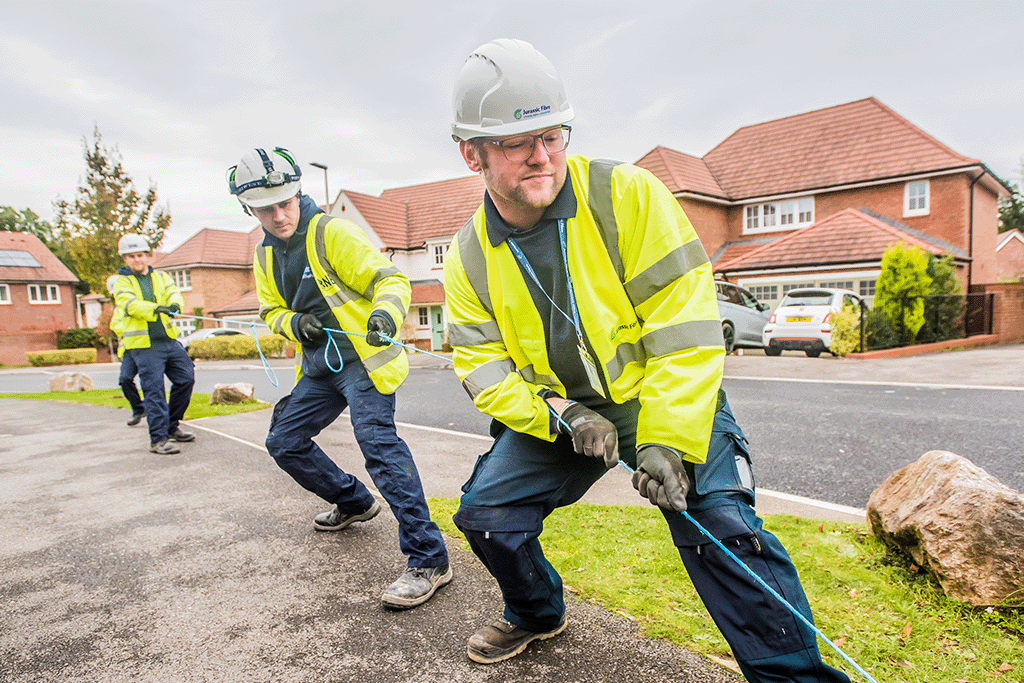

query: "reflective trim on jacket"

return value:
[443, 155, 725, 462]
[111, 269, 184, 350]
[253, 213, 411, 394]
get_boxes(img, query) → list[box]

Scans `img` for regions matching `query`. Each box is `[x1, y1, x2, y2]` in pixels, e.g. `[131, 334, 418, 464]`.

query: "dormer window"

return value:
[904, 180, 929, 217]
[744, 197, 814, 234]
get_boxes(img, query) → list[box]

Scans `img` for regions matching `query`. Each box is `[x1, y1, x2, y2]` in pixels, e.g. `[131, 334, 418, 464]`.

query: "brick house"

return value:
[0, 231, 80, 365]
[995, 230, 1024, 281]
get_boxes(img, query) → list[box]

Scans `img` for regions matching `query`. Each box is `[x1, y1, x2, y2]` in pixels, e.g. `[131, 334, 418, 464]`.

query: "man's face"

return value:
[252, 194, 301, 241]
[122, 251, 151, 274]
[459, 125, 568, 230]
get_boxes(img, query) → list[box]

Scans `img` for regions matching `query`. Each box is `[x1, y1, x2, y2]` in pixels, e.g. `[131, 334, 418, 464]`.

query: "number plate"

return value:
[787, 316, 812, 322]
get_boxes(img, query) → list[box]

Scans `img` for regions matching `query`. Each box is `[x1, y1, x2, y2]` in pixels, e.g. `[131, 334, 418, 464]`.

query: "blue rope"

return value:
[169, 312, 278, 386]
[545, 403, 878, 683]
[322, 327, 452, 364]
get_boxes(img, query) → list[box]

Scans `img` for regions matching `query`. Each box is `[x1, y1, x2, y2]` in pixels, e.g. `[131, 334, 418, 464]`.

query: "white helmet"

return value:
[226, 147, 302, 209]
[118, 233, 150, 255]
[451, 39, 574, 141]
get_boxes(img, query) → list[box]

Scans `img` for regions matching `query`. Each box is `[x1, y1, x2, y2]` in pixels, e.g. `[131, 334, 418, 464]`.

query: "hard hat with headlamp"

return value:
[226, 147, 302, 211]
[451, 38, 574, 142]
[118, 233, 150, 255]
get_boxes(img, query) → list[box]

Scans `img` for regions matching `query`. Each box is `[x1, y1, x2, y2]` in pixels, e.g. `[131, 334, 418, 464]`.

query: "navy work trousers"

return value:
[453, 393, 849, 683]
[118, 352, 144, 416]
[265, 360, 448, 568]
[127, 339, 195, 444]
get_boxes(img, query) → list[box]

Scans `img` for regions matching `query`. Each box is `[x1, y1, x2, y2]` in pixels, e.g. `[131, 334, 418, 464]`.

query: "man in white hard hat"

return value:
[227, 147, 451, 609]
[443, 39, 850, 682]
[106, 273, 144, 426]
[111, 234, 195, 454]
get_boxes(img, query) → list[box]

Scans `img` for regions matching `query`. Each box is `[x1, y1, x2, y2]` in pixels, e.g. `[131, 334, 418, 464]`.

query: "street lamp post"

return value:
[310, 162, 329, 209]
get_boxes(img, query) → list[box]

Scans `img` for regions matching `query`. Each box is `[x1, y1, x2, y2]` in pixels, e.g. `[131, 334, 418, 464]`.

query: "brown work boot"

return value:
[467, 615, 567, 664]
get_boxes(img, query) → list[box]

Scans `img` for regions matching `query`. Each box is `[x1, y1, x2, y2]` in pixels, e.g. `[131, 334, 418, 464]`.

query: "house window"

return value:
[819, 280, 854, 290]
[904, 180, 929, 217]
[433, 244, 447, 266]
[749, 284, 778, 304]
[0, 283, 9, 304]
[28, 284, 60, 304]
[169, 269, 191, 290]
[743, 197, 814, 234]
[859, 279, 876, 297]
[418, 307, 429, 326]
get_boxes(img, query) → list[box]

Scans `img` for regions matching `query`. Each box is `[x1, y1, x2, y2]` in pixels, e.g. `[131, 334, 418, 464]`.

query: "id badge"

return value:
[578, 340, 607, 398]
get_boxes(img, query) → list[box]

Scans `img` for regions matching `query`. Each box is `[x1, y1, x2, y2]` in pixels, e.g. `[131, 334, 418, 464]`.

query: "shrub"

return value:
[864, 307, 899, 350]
[26, 348, 97, 366]
[827, 303, 863, 356]
[875, 244, 932, 344]
[188, 334, 287, 360]
[57, 328, 106, 350]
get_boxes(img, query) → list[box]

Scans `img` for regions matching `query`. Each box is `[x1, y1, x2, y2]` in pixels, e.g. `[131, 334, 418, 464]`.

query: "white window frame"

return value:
[417, 306, 429, 326]
[0, 283, 9, 304]
[743, 196, 814, 234]
[169, 268, 191, 291]
[904, 180, 929, 217]
[28, 283, 60, 304]
[432, 243, 447, 267]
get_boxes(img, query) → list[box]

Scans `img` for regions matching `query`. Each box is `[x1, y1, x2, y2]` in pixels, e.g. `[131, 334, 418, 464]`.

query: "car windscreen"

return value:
[781, 291, 835, 306]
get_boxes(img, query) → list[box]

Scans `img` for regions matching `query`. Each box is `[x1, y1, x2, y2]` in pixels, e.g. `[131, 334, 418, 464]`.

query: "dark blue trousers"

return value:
[265, 360, 448, 568]
[127, 340, 195, 444]
[454, 394, 849, 683]
[118, 353, 144, 416]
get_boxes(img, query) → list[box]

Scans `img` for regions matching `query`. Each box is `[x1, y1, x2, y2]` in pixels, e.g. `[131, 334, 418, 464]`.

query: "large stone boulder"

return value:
[48, 372, 93, 392]
[210, 382, 255, 405]
[867, 450, 1024, 606]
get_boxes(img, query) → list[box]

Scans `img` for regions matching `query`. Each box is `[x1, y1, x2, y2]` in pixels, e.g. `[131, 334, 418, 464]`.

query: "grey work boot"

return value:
[127, 413, 144, 426]
[381, 564, 453, 610]
[313, 500, 381, 532]
[467, 615, 567, 664]
[149, 440, 180, 455]
[169, 428, 195, 442]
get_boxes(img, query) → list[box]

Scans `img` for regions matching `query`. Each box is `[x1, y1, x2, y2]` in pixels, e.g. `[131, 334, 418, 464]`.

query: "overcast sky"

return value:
[3, 0, 1023, 251]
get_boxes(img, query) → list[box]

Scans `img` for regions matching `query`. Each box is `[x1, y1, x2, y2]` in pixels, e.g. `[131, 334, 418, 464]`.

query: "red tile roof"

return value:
[209, 289, 259, 316]
[411, 280, 444, 305]
[634, 147, 725, 198]
[381, 175, 485, 247]
[0, 231, 79, 283]
[335, 191, 408, 249]
[702, 97, 978, 199]
[715, 208, 961, 273]
[154, 227, 263, 268]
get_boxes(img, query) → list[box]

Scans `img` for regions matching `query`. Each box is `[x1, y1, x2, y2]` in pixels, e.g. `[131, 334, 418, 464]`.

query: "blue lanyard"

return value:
[507, 219, 584, 343]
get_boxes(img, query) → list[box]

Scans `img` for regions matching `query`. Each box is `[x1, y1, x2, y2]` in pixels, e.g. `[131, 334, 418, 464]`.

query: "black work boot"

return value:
[467, 615, 567, 664]
[313, 500, 381, 531]
[381, 564, 453, 610]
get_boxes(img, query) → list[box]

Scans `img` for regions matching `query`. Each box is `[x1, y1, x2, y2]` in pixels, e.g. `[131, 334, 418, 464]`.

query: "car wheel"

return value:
[764, 346, 782, 356]
[722, 322, 735, 354]
[805, 349, 822, 358]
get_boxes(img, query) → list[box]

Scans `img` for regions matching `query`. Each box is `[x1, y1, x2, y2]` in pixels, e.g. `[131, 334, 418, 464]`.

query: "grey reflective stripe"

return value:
[365, 265, 401, 301]
[588, 158, 624, 282]
[456, 216, 493, 316]
[375, 293, 405, 315]
[519, 365, 557, 387]
[123, 330, 148, 337]
[362, 344, 402, 374]
[256, 245, 267, 273]
[448, 320, 502, 347]
[604, 339, 645, 381]
[643, 319, 725, 357]
[462, 357, 515, 399]
[324, 289, 358, 309]
[311, 213, 362, 306]
[623, 239, 710, 307]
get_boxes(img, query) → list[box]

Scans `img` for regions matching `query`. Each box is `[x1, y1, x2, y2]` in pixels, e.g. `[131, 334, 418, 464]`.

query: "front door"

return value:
[430, 306, 444, 351]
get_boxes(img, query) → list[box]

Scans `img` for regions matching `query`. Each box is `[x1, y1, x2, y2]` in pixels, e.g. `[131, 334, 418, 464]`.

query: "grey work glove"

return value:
[296, 313, 327, 345]
[366, 312, 395, 347]
[557, 402, 619, 468]
[154, 305, 173, 316]
[632, 445, 690, 512]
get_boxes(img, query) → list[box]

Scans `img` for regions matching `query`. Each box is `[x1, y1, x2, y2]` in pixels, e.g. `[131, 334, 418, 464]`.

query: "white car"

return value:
[762, 288, 863, 357]
[178, 327, 245, 356]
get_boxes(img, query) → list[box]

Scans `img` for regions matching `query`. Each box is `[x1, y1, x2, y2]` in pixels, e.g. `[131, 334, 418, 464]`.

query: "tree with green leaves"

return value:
[0, 206, 55, 242]
[53, 127, 170, 295]
[874, 243, 933, 345]
[998, 161, 1024, 234]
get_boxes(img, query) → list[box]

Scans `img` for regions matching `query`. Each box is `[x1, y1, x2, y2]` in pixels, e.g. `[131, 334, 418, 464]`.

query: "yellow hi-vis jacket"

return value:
[111, 269, 184, 350]
[443, 155, 725, 463]
[253, 213, 411, 394]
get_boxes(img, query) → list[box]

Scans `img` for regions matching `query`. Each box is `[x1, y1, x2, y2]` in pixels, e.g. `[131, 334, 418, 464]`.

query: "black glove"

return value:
[366, 312, 396, 347]
[154, 305, 173, 316]
[632, 445, 690, 511]
[168, 303, 181, 315]
[296, 313, 327, 345]
[557, 402, 618, 468]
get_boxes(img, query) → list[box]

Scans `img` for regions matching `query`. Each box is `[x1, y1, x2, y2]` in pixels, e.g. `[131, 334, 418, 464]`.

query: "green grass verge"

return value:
[0, 389, 270, 419]
[428, 499, 1022, 682]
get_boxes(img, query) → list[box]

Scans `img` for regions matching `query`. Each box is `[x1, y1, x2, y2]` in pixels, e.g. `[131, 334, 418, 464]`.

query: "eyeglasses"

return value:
[482, 125, 571, 162]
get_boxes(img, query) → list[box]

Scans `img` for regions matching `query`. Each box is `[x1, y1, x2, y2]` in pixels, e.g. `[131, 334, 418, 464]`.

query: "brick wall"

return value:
[996, 235, 1024, 280]
[678, 198, 730, 257]
[0, 282, 79, 365]
[971, 282, 1024, 344]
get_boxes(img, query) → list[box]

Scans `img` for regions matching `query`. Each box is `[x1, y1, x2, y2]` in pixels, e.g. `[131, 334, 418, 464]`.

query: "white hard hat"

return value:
[226, 147, 302, 209]
[451, 39, 574, 141]
[118, 233, 150, 255]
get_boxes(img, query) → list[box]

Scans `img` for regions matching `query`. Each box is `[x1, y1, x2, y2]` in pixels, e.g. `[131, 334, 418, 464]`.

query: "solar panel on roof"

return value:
[0, 249, 41, 267]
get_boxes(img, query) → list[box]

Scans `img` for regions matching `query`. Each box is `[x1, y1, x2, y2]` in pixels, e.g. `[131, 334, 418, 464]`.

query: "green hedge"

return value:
[188, 334, 288, 360]
[26, 348, 97, 366]
[57, 328, 106, 350]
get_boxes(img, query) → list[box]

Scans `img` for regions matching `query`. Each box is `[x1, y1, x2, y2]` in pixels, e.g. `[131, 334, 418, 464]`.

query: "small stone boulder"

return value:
[867, 450, 1024, 606]
[210, 382, 255, 405]
[48, 372, 93, 392]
